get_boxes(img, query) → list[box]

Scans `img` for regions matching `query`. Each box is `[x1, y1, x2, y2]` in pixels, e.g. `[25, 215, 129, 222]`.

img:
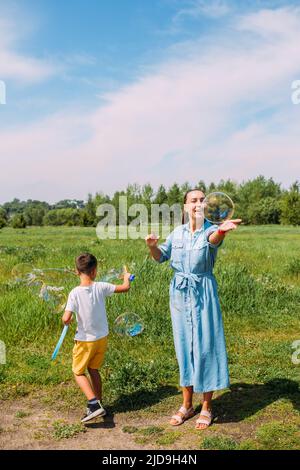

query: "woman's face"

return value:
[184, 190, 206, 224]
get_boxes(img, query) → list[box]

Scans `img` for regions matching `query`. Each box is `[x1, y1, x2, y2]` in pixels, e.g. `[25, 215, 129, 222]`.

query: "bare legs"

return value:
[196, 391, 213, 430]
[74, 368, 102, 401]
[170, 387, 213, 429]
[88, 368, 102, 400]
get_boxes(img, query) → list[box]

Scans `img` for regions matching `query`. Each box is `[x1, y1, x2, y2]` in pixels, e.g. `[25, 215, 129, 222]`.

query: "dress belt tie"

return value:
[174, 272, 214, 290]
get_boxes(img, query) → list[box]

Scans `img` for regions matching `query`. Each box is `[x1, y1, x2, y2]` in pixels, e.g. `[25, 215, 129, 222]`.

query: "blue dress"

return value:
[158, 221, 230, 393]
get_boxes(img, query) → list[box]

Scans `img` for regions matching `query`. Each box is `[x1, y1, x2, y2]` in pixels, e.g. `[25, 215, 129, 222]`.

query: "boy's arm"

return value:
[114, 272, 131, 293]
[62, 310, 73, 325]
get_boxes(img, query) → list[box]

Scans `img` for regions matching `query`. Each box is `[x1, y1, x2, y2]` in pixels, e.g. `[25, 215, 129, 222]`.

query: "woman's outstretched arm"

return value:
[208, 219, 242, 245]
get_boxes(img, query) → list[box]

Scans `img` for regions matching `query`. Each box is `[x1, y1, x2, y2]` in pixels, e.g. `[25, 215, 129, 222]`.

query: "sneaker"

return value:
[81, 401, 106, 423]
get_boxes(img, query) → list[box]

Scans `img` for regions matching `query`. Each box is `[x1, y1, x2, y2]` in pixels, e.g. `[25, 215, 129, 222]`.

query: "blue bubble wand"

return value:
[51, 324, 69, 360]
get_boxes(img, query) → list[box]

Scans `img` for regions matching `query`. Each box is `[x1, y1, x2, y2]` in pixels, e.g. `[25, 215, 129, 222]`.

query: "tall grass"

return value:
[0, 225, 299, 403]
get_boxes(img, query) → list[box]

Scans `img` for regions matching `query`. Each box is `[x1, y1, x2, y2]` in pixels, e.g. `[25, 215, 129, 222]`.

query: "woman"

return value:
[145, 189, 241, 430]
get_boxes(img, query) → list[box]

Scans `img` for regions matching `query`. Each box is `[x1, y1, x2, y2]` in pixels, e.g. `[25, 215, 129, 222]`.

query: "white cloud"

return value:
[237, 6, 300, 38]
[0, 6, 300, 202]
[173, 0, 230, 22]
[0, 10, 61, 83]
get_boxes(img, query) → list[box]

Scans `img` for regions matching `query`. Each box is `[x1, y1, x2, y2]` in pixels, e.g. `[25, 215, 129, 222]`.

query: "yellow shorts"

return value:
[72, 336, 108, 376]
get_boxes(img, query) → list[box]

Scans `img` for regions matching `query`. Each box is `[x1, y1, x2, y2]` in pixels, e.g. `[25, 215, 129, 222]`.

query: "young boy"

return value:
[62, 252, 132, 423]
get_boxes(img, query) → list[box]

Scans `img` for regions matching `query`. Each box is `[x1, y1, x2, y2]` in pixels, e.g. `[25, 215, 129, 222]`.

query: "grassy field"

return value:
[0, 225, 300, 450]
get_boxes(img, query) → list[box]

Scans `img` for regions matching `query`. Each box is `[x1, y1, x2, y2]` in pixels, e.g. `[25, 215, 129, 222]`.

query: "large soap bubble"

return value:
[39, 285, 67, 313]
[100, 265, 135, 283]
[204, 192, 234, 224]
[100, 268, 124, 283]
[114, 312, 144, 337]
[27, 277, 44, 294]
[10, 264, 73, 313]
[35, 268, 76, 285]
[11, 263, 34, 283]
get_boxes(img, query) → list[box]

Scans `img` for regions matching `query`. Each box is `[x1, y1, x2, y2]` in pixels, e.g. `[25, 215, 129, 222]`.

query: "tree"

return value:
[154, 185, 168, 205]
[0, 207, 8, 228]
[141, 184, 154, 218]
[24, 206, 47, 226]
[196, 180, 207, 193]
[0, 216, 7, 229]
[207, 182, 217, 193]
[215, 179, 239, 200]
[43, 209, 81, 226]
[80, 194, 96, 227]
[180, 182, 192, 199]
[280, 182, 300, 226]
[167, 183, 182, 206]
[11, 214, 27, 229]
[238, 176, 282, 224]
[3, 198, 26, 217]
[247, 197, 281, 224]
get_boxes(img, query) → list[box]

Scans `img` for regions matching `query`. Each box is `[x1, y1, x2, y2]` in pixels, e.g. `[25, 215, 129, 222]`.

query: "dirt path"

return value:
[0, 394, 244, 450]
[1, 390, 299, 450]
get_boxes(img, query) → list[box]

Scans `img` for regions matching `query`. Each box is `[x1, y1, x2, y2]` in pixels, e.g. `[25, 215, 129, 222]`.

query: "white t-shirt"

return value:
[66, 282, 116, 341]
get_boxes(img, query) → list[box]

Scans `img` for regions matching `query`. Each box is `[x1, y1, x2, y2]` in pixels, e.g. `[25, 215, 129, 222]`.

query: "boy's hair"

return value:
[75, 253, 97, 275]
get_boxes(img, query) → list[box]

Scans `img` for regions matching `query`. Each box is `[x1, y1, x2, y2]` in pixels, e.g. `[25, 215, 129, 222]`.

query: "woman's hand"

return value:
[145, 234, 162, 262]
[218, 219, 242, 233]
[145, 233, 160, 247]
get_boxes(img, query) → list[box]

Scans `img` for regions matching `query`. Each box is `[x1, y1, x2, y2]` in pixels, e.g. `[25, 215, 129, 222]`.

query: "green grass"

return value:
[138, 426, 165, 436]
[155, 431, 181, 446]
[255, 421, 300, 450]
[0, 225, 300, 449]
[201, 435, 238, 450]
[122, 426, 139, 434]
[15, 410, 30, 419]
[52, 421, 86, 440]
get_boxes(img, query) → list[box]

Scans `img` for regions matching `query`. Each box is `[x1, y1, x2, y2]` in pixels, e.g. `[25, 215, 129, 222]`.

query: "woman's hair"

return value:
[181, 188, 206, 224]
[75, 252, 97, 275]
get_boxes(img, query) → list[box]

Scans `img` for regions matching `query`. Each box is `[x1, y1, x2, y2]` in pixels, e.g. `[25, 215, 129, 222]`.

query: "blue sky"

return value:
[0, 0, 300, 202]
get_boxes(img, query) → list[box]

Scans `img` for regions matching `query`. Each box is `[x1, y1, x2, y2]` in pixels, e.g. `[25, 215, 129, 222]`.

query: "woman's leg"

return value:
[196, 391, 213, 430]
[183, 386, 194, 409]
[170, 386, 194, 425]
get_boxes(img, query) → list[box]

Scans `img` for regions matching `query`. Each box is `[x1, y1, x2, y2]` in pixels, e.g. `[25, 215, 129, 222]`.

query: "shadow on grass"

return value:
[84, 413, 116, 429]
[213, 378, 300, 424]
[107, 385, 180, 414]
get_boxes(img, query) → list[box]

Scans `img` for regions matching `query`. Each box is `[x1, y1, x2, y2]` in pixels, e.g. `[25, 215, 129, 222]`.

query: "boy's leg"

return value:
[74, 373, 96, 401]
[73, 341, 97, 400]
[87, 336, 108, 401]
[88, 368, 102, 401]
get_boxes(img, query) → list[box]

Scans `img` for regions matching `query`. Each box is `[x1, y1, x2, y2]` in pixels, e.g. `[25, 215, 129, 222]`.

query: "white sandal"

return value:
[195, 410, 213, 429]
[170, 406, 195, 426]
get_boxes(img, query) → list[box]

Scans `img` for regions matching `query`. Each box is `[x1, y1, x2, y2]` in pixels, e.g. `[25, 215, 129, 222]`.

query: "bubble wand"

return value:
[51, 324, 69, 360]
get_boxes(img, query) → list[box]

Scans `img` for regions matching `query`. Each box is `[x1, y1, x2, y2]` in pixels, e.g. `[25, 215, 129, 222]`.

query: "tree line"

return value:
[0, 176, 299, 229]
